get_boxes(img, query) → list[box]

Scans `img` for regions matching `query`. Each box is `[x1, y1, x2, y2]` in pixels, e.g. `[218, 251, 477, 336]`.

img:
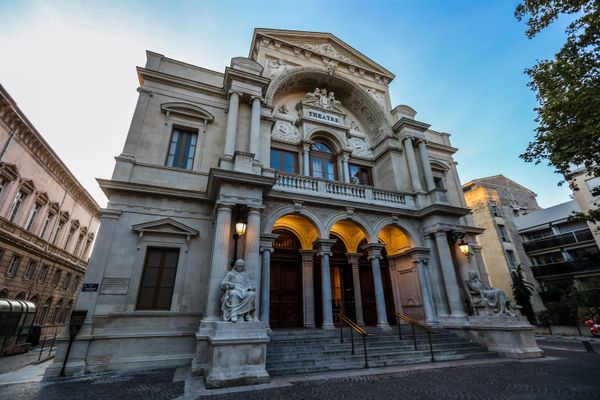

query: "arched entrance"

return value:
[358, 238, 396, 326]
[270, 229, 303, 329]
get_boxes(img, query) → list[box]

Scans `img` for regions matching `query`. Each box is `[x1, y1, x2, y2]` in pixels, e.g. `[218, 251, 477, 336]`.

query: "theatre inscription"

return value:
[307, 110, 341, 124]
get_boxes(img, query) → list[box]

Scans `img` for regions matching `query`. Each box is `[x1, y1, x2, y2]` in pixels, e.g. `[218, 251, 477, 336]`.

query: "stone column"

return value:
[204, 203, 233, 320]
[341, 152, 350, 183]
[300, 250, 317, 328]
[259, 234, 277, 325]
[249, 96, 261, 159]
[314, 239, 337, 329]
[346, 253, 365, 326]
[413, 257, 437, 323]
[302, 142, 311, 176]
[417, 139, 436, 191]
[224, 91, 240, 157]
[362, 243, 390, 329]
[245, 206, 262, 319]
[403, 137, 423, 192]
[433, 231, 466, 317]
[424, 235, 449, 316]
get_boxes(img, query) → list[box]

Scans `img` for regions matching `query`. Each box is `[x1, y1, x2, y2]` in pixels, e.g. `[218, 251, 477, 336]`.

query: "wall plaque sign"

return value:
[81, 283, 99, 292]
[100, 277, 130, 295]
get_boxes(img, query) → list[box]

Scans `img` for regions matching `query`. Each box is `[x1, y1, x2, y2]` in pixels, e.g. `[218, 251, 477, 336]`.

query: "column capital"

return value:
[313, 238, 337, 254]
[346, 252, 361, 266]
[259, 233, 277, 253]
[228, 90, 243, 99]
[411, 257, 429, 265]
[215, 202, 235, 211]
[361, 242, 385, 260]
[299, 249, 317, 262]
[301, 140, 313, 151]
[250, 95, 264, 103]
[247, 205, 263, 215]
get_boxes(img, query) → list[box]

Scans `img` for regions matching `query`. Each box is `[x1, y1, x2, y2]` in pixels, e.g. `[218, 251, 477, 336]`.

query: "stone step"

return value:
[266, 345, 488, 369]
[266, 342, 482, 361]
[268, 332, 457, 344]
[267, 351, 496, 376]
[267, 337, 472, 350]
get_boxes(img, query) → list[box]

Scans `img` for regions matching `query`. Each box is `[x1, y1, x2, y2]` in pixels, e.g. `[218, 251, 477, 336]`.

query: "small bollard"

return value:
[582, 340, 594, 352]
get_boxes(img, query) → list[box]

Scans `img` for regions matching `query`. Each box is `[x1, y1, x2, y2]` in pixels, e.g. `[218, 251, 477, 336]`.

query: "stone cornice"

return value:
[137, 67, 225, 97]
[392, 117, 431, 134]
[97, 178, 209, 201]
[223, 67, 271, 96]
[206, 168, 277, 200]
[0, 85, 101, 219]
[426, 141, 458, 155]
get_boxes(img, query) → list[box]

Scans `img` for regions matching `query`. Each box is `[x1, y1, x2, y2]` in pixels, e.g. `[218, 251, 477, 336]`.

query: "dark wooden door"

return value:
[270, 249, 303, 329]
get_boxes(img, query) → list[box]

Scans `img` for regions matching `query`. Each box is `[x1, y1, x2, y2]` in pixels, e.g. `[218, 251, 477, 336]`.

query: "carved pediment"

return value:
[252, 29, 395, 81]
[0, 162, 18, 181]
[161, 102, 214, 123]
[301, 88, 345, 114]
[132, 218, 199, 237]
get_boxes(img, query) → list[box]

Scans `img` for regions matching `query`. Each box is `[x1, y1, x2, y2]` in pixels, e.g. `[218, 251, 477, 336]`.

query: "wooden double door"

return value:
[269, 248, 303, 329]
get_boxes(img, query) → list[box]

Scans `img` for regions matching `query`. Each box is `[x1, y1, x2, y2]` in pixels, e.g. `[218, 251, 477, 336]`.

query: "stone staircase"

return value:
[266, 326, 497, 376]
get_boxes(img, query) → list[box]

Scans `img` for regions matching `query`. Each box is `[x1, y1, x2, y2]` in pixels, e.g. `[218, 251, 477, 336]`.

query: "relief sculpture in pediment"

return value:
[303, 88, 342, 110]
[302, 43, 355, 65]
[272, 120, 300, 144]
[265, 58, 294, 78]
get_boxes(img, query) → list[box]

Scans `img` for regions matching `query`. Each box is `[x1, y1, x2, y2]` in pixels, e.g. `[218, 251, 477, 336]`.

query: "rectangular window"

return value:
[64, 227, 77, 250]
[63, 272, 72, 290]
[52, 270, 62, 288]
[506, 250, 517, 269]
[73, 233, 85, 256]
[40, 212, 54, 239]
[0, 178, 6, 196]
[349, 164, 373, 185]
[490, 202, 500, 217]
[6, 255, 21, 277]
[51, 220, 64, 245]
[585, 177, 600, 197]
[136, 247, 180, 310]
[37, 264, 49, 283]
[24, 261, 36, 280]
[82, 239, 92, 259]
[433, 176, 444, 189]
[270, 149, 298, 174]
[166, 127, 198, 169]
[8, 191, 26, 222]
[25, 202, 41, 231]
[498, 224, 509, 242]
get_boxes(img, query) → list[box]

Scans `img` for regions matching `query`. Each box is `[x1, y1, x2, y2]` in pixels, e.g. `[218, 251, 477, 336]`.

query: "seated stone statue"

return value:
[466, 271, 521, 316]
[221, 259, 256, 322]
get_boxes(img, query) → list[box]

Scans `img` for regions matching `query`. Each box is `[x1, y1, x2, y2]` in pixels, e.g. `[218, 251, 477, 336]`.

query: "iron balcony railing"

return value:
[530, 257, 600, 278]
[522, 228, 595, 252]
[272, 171, 417, 209]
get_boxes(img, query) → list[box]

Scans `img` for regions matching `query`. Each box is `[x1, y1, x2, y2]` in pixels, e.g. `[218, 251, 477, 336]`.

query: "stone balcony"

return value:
[271, 172, 417, 209]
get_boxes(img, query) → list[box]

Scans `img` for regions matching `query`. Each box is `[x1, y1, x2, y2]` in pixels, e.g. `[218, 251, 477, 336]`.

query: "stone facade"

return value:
[462, 175, 544, 311]
[49, 29, 540, 384]
[0, 85, 101, 337]
[568, 166, 600, 249]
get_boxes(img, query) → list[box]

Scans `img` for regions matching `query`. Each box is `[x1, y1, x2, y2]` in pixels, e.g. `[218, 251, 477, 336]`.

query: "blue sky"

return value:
[0, 0, 573, 207]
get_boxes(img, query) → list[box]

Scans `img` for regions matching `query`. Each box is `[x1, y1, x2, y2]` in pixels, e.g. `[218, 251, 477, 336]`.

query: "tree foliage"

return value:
[511, 265, 536, 323]
[515, 0, 600, 221]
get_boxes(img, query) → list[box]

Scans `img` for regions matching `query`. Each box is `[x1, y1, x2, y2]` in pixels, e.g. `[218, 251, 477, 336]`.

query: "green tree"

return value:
[511, 265, 536, 323]
[515, 0, 600, 223]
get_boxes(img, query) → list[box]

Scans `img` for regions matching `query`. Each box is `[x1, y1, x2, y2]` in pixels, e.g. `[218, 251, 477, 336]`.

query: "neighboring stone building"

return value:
[0, 85, 101, 336]
[462, 175, 544, 311]
[515, 200, 600, 304]
[49, 29, 540, 385]
[567, 165, 600, 249]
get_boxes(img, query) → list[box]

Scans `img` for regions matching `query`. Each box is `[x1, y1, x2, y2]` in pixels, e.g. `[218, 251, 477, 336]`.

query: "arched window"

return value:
[52, 298, 64, 324]
[310, 140, 337, 180]
[39, 297, 53, 324]
[0, 288, 8, 299]
[15, 291, 26, 300]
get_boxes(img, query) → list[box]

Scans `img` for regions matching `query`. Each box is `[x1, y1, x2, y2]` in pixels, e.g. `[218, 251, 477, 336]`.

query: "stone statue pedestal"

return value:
[194, 320, 269, 389]
[442, 315, 543, 359]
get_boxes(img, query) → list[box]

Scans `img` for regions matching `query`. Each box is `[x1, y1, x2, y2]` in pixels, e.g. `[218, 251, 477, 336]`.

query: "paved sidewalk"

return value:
[0, 346, 598, 400]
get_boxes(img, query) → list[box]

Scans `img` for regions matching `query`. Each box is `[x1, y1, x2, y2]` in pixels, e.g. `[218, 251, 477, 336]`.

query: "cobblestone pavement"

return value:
[1, 344, 599, 400]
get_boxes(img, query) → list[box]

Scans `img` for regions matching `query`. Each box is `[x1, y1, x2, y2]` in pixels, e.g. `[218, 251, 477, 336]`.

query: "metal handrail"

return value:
[337, 313, 371, 368]
[393, 312, 435, 362]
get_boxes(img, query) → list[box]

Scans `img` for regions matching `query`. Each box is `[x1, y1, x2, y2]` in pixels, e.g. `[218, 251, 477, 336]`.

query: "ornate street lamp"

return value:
[231, 207, 247, 267]
[448, 230, 470, 256]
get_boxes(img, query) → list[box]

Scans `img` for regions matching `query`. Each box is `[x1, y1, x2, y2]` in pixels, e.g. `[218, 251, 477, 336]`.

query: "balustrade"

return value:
[273, 172, 413, 209]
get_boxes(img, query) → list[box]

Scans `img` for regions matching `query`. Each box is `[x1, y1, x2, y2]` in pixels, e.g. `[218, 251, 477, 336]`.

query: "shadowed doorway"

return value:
[270, 229, 303, 329]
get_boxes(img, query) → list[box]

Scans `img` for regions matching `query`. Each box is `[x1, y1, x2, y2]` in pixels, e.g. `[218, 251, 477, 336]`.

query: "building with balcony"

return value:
[49, 29, 540, 383]
[567, 165, 600, 249]
[0, 85, 101, 337]
[463, 175, 544, 311]
[515, 200, 600, 302]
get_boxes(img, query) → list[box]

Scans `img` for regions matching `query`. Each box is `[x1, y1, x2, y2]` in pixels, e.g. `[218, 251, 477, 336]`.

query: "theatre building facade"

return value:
[49, 29, 541, 384]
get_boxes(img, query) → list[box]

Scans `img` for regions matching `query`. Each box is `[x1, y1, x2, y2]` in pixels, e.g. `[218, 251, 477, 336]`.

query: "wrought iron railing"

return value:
[522, 228, 594, 252]
[393, 312, 434, 362]
[337, 313, 371, 368]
